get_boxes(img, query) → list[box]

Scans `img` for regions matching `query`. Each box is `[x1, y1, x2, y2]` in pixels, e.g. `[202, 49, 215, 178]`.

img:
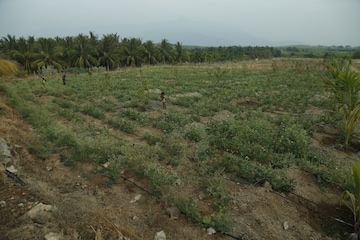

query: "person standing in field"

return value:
[62, 74, 66, 85]
[160, 92, 166, 110]
[40, 75, 46, 83]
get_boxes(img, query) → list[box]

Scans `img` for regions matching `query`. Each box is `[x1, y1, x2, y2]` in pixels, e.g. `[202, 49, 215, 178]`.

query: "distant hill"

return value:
[124, 18, 307, 47]
[44, 18, 307, 47]
[138, 18, 268, 46]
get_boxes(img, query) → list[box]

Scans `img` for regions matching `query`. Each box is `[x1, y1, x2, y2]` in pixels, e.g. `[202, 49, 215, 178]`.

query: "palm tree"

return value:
[32, 37, 63, 71]
[121, 38, 145, 67]
[89, 31, 99, 51]
[323, 60, 360, 149]
[53, 36, 71, 69]
[175, 41, 183, 64]
[143, 40, 158, 65]
[0, 35, 18, 58]
[158, 39, 174, 64]
[98, 33, 121, 70]
[11, 36, 36, 73]
[69, 34, 98, 69]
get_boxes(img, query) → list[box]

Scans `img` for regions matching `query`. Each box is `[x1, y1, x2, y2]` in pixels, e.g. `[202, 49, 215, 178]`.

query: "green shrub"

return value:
[121, 108, 148, 125]
[153, 110, 192, 133]
[70, 135, 121, 164]
[202, 211, 231, 233]
[219, 152, 241, 173]
[191, 101, 220, 117]
[203, 175, 229, 211]
[57, 108, 82, 122]
[206, 114, 310, 164]
[143, 162, 180, 197]
[197, 159, 220, 176]
[184, 122, 206, 142]
[142, 132, 162, 145]
[162, 132, 186, 166]
[4, 89, 23, 109]
[104, 166, 121, 188]
[55, 132, 77, 148]
[98, 98, 116, 112]
[188, 141, 212, 163]
[63, 158, 75, 167]
[175, 197, 231, 233]
[28, 108, 53, 129]
[108, 118, 136, 133]
[28, 143, 52, 160]
[172, 96, 201, 108]
[175, 198, 201, 221]
[269, 153, 295, 169]
[126, 79, 151, 111]
[166, 141, 183, 157]
[206, 120, 233, 151]
[271, 176, 296, 192]
[272, 121, 309, 158]
[18, 107, 33, 119]
[81, 104, 105, 119]
[253, 165, 275, 185]
[53, 99, 74, 109]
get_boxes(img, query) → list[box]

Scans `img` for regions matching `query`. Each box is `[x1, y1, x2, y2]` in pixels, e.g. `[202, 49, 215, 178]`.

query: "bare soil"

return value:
[0, 92, 358, 240]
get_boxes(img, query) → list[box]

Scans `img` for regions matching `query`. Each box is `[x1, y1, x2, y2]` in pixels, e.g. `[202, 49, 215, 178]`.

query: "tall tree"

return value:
[11, 36, 36, 73]
[143, 40, 158, 65]
[0, 34, 18, 58]
[89, 31, 99, 51]
[175, 41, 183, 64]
[32, 37, 63, 71]
[158, 39, 174, 64]
[61, 36, 75, 69]
[121, 38, 145, 67]
[98, 33, 121, 70]
[69, 34, 98, 69]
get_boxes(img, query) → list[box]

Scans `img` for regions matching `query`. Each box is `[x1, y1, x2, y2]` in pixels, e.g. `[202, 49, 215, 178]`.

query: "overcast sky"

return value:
[0, 0, 359, 46]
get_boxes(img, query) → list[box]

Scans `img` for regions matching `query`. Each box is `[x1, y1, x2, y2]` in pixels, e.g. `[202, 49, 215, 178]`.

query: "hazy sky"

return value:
[0, 0, 359, 46]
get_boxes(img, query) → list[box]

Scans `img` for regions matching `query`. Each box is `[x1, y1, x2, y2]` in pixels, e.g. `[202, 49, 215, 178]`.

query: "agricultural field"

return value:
[1, 58, 360, 239]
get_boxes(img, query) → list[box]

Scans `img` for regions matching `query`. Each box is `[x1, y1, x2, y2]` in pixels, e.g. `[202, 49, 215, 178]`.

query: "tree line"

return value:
[0, 32, 280, 74]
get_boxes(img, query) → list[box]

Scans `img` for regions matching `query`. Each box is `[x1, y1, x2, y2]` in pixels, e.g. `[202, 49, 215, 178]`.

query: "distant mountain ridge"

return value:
[31, 18, 307, 47]
[124, 18, 306, 47]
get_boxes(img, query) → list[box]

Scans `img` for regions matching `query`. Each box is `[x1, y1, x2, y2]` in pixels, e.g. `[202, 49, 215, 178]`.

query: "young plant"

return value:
[323, 61, 360, 149]
[339, 161, 360, 234]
